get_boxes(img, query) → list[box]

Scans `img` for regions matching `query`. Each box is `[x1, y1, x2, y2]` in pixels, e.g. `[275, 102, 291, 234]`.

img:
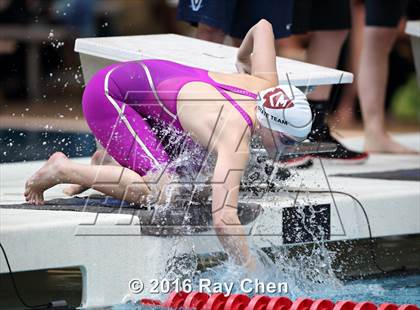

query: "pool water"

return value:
[336, 274, 420, 304]
[0, 129, 96, 163]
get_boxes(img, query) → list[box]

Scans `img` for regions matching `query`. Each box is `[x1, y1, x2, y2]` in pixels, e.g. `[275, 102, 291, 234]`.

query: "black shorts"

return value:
[406, 0, 420, 20]
[365, 0, 410, 27]
[291, 0, 351, 34]
[176, 0, 237, 34]
[229, 0, 294, 39]
[177, 0, 293, 39]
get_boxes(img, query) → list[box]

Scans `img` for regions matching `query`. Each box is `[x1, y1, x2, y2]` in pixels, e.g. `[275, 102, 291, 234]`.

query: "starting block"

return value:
[74, 33, 353, 87]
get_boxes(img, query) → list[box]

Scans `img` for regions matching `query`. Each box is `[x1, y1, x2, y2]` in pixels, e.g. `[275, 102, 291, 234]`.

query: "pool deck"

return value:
[1, 133, 419, 308]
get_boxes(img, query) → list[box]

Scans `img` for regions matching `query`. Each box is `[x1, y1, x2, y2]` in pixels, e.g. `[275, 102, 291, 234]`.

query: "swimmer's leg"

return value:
[25, 152, 151, 205]
[82, 63, 172, 176]
[63, 149, 118, 196]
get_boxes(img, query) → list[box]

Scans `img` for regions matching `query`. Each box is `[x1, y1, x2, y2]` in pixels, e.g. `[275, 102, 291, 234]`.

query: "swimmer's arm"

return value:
[211, 132, 251, 265]
[237, 19, 278, 85]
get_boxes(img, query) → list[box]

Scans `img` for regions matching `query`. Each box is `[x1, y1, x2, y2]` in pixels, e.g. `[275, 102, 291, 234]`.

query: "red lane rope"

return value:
[138, 291, 419, 310]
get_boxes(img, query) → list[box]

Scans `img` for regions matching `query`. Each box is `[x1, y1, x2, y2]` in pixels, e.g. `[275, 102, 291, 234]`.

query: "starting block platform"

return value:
[74, 33, 353, 87]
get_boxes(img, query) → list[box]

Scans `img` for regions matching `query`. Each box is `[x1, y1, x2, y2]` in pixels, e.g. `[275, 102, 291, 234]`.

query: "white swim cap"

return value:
[256, 85, 312, 142]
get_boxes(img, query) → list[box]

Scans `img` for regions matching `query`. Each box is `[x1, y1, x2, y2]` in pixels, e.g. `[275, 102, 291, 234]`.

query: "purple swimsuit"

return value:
[82, 59, 257, 176]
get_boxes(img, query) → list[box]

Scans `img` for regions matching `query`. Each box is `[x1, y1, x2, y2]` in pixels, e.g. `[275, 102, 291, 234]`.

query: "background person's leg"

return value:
[333, 0, 365, 127]
[196, 23, 225, 43]
[290, 0, 368, 162]
[303, 0, 351, 109]
[358, 26, 416, 153]
[358, 0, 416, 153]
[305, 30, 349, 139]
[306, 30, 349, 102]
[304, 30, 370, 163]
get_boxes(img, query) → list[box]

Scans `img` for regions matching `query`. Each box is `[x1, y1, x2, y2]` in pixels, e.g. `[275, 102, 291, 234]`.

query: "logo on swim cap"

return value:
[262, 87, 294, 110]
[256, 85, 312, 141]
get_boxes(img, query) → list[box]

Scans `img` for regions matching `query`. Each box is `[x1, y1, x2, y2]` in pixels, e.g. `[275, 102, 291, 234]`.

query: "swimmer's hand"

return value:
[235, 56, 252, 74]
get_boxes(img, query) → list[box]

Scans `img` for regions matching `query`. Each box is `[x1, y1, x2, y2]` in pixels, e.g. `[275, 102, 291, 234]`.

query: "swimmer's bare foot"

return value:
[63, 149, 116, 196]
[25, 152, 69, 205]
[63, 183, 88, 197]
[364, 133, 419, 154]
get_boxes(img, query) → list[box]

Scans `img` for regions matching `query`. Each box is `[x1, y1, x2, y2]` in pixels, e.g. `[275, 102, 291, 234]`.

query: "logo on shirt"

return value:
[190, 0, 203, 12]
[262, 87, 294, 109]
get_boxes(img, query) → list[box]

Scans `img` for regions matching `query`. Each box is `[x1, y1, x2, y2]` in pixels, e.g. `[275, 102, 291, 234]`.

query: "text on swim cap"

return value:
[257, 106, 289, 126]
